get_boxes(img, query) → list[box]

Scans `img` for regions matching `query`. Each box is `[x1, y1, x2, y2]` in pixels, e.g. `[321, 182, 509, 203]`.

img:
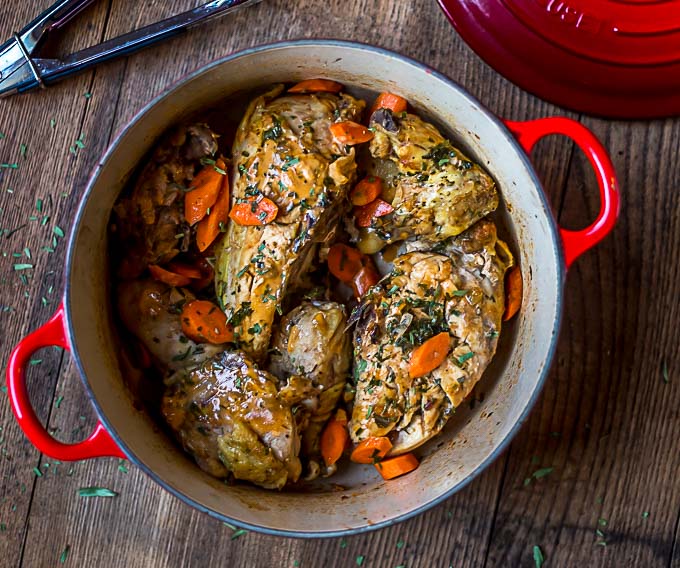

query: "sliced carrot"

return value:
[354, 198, 394, 228]
[228, 196, 278, 227]
[288, 79, 343, 94]
[374, 453, 419, 480]
[180, 300, 233, 344]
[503, 266, 522, 321]
[148, 264, 192, 287]
[330, 121, 374, 145]
[351, 263, 380, 298]
[409, 332, 451, 379]
[320, 416, 349, 467]
[327, 243, 365, 282]
[350, 176, 383, 206]
[350, 436, 393, 464]
[196, 174, 231, 252]
[166, 261, 203, 280]
[369, 92, 408, 116]
[184, 158, 227, 226]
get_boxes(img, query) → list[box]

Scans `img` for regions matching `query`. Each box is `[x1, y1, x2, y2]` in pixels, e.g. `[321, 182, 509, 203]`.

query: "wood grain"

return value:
[0, 0, 677, 567]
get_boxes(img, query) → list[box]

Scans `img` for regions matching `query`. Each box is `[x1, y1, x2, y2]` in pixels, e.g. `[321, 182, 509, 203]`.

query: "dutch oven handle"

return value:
[6, 304, 125, 460]
[504, 118, 620, 268]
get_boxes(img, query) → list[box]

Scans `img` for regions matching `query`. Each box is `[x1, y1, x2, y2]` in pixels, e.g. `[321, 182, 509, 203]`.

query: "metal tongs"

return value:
[0, 0, 263, 98]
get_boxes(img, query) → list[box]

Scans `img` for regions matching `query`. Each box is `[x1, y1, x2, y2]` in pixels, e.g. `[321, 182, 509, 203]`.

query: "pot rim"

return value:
[64, 38, 565, 538]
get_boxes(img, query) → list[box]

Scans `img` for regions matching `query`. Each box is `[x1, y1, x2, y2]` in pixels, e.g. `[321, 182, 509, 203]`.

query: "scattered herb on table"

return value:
[356, 556, 365, 566]
[78, 487, 118, 498]
[223, 522, 248, 540]
[396, 539, 405, 549]
[339, 539, 347, 548]
[642, 511, 650, 519]
[55, 396, 64, 408]
[117, 460, 129, 474]
[524, 466, 554, 486]
[59, 545, 70, 563]
[533, 545, 544, 568]
[33, 467, 42, 477]
[663, 360, 669, 384]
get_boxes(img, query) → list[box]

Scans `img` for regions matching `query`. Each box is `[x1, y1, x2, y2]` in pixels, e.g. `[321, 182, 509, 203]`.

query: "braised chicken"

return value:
[359, 109, 498, 248]
[113, 124, 218, 277]
[117, 278, 301, 489]
[350, 219, 513, 454]
[162, 351, 301, 489]
[269, 301, 351, 476]
[117, 278, 223, 382]
[110, 82, 519, 489]
[215, 86, 364, 362]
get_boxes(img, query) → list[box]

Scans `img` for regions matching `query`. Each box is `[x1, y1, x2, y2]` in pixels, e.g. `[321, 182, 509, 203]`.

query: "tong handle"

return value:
[19, 0, 95, 53]
[35, 0, 262, 85]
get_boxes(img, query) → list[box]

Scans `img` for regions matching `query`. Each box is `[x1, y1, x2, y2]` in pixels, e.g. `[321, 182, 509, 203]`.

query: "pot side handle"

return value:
[6, 304, 125, 460]
[503, 117, 620, 268]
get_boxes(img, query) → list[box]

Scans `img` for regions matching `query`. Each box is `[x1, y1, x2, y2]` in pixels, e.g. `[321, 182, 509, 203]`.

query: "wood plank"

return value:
[483, 117, 680, 567]
[0, 1, 113, 566]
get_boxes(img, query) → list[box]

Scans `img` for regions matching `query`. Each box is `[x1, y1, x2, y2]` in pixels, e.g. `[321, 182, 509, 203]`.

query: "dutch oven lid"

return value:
[437, 0, 680, 119]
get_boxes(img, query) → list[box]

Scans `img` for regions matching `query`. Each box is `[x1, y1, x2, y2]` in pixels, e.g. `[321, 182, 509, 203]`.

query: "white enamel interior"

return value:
[65, 42, 563, 536]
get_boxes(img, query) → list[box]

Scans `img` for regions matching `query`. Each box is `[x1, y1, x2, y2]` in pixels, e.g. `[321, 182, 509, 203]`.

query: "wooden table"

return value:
[0, 1, 678, 566]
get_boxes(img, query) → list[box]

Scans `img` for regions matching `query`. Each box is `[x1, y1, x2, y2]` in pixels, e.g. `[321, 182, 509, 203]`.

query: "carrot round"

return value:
[180, 300, 233, 344]
[330, 121, 374, 145]
[184, 159, 226, 226]
[350, 176, 383, 206]
[288, 79, 343, 94]
[148, 264, 192, 287]
[409, 332, 451, 379]
[503, 266, 522, 321]
[228, 197, 278, 226]
[374, 453, 419, 480]
[350, 436, 393, 464]
[354, 198, 394, 228]
[196, 173, 230, 252]
[369, 92, 408, 116]
[327, 243, 365, 282]
[351, 264, 380, 298]
[320, 416, 349, 467]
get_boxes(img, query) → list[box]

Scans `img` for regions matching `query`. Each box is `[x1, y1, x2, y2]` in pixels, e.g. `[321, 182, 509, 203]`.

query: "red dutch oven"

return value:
[6, 41, 619, 537]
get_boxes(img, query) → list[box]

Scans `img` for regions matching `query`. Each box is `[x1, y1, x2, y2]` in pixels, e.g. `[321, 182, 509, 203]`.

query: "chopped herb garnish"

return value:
[33, 467, 42, 477]
[53, 226, 65, 238]
[78, 487, 118, 498]
[29, 358, 42, 366]
[642, 511, 650, 519]
[356, 556, 365, 566]
[248, 323, 263, 335]
[662, 360, 669, 384]
[171, 346, 192, 361]
[282, 157, 300, 171]
[533, 545, 544, 568]
[20, 143, 27, 158]
[263, 118, 282, 142]
[456, 352, 474, 365]
[14, 263, 32, 271]
[396, 539, 405, 549]
[117, 460, 129, 474]
[50, 119, 56, 129]
[452, 289, 468, 297]
[84, 92, 92, 99]
[340, 539, 347, 548]
[0, 163, 18, 169]
[598, 518, 607, 527]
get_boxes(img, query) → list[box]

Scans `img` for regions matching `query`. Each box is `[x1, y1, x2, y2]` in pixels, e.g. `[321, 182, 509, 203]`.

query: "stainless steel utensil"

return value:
[0, 0, 263, 98]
